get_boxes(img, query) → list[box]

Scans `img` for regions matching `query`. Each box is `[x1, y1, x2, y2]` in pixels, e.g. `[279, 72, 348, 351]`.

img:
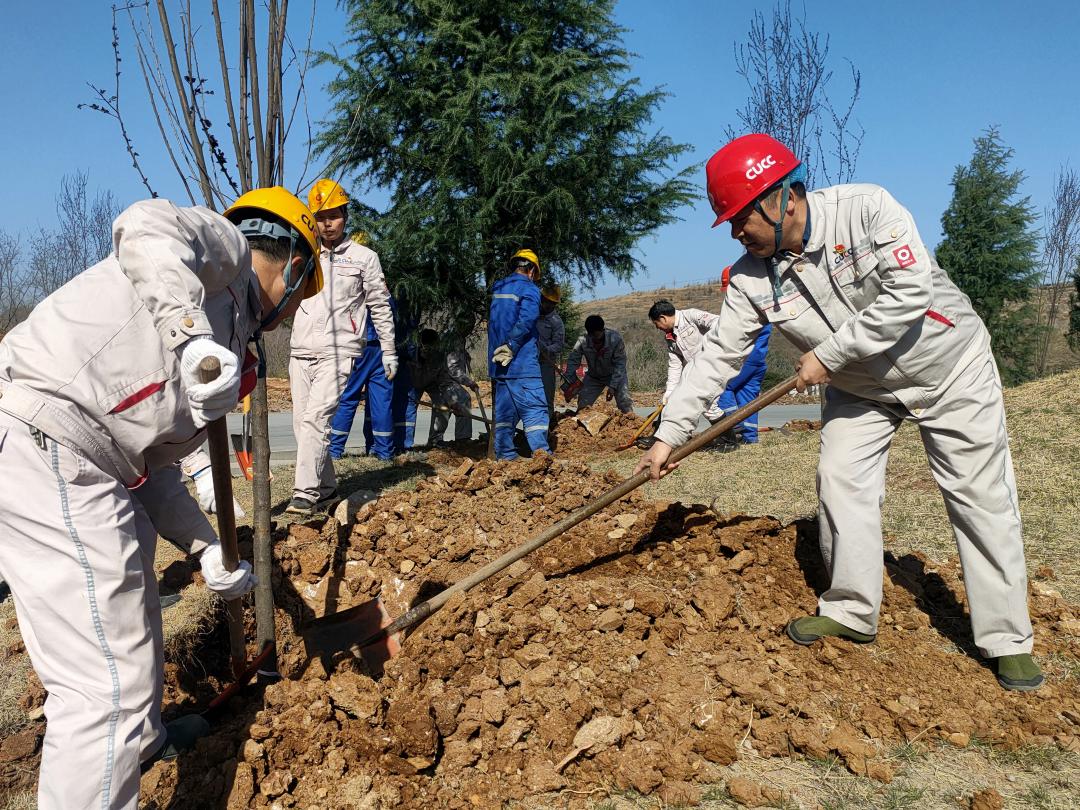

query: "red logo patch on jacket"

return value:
[893, 245, 916, 268]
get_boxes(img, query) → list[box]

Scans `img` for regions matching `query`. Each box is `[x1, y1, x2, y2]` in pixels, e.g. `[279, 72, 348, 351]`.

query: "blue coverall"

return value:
[328, 302, 395, 460]
[387, 345, 418, 453]
[715, 324, 772, 442]
[488, 273, 551, 460]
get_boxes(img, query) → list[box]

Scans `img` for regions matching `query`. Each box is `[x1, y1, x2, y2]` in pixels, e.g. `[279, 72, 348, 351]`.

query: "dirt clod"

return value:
[969, 787, 1004, 810]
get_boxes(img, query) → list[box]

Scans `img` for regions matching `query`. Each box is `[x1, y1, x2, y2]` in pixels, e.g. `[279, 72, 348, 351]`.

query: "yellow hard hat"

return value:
[225, 186, 323, 299]
[541, 284, 561, 303]
[511, 248, 540, 274]
[308, 179, 350, 214]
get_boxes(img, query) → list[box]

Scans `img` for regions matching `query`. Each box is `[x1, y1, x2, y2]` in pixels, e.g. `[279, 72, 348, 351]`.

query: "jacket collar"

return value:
[803, 191, 825, 253]
[321, 237, 351, 257]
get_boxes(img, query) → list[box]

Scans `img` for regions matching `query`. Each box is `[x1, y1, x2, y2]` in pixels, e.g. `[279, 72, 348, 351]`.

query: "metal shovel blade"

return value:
[231, 432, 255, 481]
[302, 597, 402, 674]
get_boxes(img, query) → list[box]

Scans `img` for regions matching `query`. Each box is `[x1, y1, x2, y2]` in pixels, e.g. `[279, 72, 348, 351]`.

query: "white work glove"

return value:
[179, 337, 241, 429]
[493, 344, 513, 366]
[192, 469, 246, 518]
[199, 542, 256, 600]
[383, 357, 398, 381]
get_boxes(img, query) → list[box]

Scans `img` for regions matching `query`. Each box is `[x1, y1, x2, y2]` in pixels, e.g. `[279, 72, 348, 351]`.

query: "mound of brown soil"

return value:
[140, 456, 1080, 808]
[553, 403, 647, 459]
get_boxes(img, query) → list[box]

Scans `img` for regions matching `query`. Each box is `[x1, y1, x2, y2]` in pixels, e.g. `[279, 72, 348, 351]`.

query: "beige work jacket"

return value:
[664, 308, 719, 400]
[0, 199, 260, 489]
[290, 238, 395, 363]
[656, 183, 990, 448]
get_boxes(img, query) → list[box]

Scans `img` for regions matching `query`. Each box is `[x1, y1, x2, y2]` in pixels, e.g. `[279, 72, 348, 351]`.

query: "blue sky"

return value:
[2, 1, 1078, 298]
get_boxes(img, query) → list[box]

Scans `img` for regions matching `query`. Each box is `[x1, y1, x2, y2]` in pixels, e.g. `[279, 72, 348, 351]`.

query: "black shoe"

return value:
[141, 715, 210, 772]
[315, 490, 341, 512]
[285, 496, 317, 516]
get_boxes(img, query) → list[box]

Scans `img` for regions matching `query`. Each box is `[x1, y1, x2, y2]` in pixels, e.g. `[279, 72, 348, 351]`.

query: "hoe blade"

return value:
[302, 597, 402, 675]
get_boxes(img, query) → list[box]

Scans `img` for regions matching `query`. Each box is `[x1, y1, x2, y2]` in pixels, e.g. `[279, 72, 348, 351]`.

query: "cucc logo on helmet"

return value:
[745, 154, 776, 181]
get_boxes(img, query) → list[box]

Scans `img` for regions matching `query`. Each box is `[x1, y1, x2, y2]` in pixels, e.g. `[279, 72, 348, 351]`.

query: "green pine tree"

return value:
[936, 127, 1042, 385]
[317, 0, 694, 338]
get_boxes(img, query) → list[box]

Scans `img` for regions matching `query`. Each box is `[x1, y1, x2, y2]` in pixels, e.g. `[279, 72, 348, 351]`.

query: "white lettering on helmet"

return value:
[745, 154, 777, 181]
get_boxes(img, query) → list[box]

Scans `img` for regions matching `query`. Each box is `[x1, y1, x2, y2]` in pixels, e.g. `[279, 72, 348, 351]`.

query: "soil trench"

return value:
[129, 453, 1080, 809]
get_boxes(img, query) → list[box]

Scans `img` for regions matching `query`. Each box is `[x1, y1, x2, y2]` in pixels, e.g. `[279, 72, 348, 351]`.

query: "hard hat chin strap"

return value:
[236, 215, 315, 331]
[753, 177, 792, 303]
[258, 250, 315, 332]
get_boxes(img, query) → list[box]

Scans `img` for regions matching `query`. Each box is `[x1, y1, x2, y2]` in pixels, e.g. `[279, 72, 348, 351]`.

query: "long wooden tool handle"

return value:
[196, 356, 248, 676]
[360, 373, 800, 647]
[622, 403, 664, 448]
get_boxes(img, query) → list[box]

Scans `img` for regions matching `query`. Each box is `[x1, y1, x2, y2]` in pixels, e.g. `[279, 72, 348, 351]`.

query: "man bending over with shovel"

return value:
[636, 134, 1042, 692]
[0, 188, 321, 808]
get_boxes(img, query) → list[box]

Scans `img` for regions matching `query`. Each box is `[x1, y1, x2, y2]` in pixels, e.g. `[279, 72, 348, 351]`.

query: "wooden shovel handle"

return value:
[196, 356, 248, 675]
[358, 374, 800, 649]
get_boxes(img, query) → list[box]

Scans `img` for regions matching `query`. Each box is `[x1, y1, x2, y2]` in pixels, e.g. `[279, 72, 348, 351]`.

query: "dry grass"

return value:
[605, 368, 1080, 602]
[0, 792, 36, 810]
[0, 601, 33, 738]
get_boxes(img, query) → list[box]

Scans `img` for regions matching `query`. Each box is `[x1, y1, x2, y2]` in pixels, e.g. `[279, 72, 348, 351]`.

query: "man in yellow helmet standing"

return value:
[488, 249, 551, 459]
[0, 188, 321, 808]
[287, 180, 397, 515]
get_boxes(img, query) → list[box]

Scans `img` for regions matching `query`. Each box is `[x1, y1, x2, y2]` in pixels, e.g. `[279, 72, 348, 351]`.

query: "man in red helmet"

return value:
[636, 134, 1042, 691]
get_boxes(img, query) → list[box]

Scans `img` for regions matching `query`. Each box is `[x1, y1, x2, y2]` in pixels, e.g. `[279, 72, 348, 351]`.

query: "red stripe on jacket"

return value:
[925, 309, 955, 328]
[109, 381, 166, 414]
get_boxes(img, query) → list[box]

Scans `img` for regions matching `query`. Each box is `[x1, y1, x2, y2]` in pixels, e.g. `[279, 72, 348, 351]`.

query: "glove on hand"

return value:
[193, 469, 246, 518]
[199, 542, 256, 600]
[179, 337, 240, 428]
[605, 388, 614, 402]
[383, 357, 398, 381]
[493, 344, 513, 366]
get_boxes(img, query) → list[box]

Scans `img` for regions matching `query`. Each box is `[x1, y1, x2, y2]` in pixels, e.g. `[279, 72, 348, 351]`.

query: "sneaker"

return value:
[994, 654, 1044, 691]
[785, 615, 876, 646]
[285, 496, 317, 516]
[315, 490, 341, 512]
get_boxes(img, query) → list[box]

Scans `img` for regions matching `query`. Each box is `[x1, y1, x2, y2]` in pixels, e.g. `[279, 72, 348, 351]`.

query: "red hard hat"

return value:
[721, 265, 732, 291]
[706, 134, 801, 227]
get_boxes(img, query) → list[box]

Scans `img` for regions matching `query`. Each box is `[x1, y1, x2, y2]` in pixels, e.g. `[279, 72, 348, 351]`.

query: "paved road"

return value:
[213, 403, 821, 468]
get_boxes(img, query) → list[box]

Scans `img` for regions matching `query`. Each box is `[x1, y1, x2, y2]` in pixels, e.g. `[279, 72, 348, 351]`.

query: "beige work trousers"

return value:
[290, 355, 351, 502]
[816, 350, 1034, 657]
[0, 413, 165, 809]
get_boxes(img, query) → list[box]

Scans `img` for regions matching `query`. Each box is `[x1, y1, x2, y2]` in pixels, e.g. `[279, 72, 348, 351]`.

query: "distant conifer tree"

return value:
[937, 128, 1042, 385]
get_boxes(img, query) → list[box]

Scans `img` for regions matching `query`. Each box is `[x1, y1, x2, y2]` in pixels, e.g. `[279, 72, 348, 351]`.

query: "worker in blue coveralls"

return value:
[714, 265, 772, 449]
[328, 294, 398, 461]
[488, 249, 551, 460]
